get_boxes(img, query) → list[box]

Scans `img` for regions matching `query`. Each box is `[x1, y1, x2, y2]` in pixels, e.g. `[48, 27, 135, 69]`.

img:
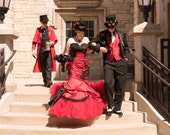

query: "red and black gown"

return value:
[48, 42, 106, 120]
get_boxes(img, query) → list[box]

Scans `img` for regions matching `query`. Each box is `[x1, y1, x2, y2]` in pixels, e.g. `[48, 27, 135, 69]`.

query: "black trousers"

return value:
[39, 51, 52, 84]
[104, 59, 128, 110]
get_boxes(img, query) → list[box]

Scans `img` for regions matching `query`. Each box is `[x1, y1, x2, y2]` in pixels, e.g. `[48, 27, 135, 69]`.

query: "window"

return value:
[66, 21, 94, 41]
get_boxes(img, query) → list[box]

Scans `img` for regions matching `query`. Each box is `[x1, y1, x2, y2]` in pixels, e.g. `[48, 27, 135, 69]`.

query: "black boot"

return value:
[45, 81, 53, 87]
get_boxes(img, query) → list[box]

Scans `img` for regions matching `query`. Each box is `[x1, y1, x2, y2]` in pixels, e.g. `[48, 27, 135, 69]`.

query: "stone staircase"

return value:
[0, 80, 158, 135]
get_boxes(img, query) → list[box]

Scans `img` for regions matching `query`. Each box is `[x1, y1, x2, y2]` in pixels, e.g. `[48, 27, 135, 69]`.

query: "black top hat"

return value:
[104, 15, 118, 28]
[39, 15, 49, 23]
[73, 21, 86, 31]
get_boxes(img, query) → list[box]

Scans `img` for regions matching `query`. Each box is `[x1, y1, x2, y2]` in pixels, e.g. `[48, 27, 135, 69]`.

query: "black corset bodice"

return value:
[70, 43, 89, 56]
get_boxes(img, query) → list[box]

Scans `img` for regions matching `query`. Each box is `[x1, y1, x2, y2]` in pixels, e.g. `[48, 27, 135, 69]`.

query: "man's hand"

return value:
[91, 42, 97, 46]
[49, 41, 55, 46]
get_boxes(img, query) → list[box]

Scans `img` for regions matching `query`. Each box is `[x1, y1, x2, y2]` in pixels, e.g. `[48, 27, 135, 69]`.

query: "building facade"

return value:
[3, 0, 170, 82]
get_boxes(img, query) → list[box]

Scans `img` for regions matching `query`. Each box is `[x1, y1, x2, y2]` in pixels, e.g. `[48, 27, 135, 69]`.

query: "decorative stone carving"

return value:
[54, 0, 103, 7]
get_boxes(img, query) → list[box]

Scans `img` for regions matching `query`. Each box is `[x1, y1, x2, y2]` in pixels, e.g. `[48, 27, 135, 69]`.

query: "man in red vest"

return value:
[90, 15, 129, 116]
[32, 15, 58, 87]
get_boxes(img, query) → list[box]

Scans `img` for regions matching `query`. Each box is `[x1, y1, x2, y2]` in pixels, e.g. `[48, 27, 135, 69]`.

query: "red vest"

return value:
[106, 34, 123, 61]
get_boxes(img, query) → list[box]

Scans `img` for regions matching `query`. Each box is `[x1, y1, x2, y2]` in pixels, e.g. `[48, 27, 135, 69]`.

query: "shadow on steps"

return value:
[46, 116, 99, 128]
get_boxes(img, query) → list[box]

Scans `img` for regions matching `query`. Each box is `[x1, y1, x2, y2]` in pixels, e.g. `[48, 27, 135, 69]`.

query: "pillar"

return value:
[129, 22, 163, 87]
[0, 23, 19, 92]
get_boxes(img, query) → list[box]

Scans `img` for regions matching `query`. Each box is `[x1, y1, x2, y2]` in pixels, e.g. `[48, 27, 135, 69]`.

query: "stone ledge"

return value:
[134, 90, 170, 135]
[0, 24, 19, 39]
[0, 92, 15, 115]
[6, 83, 17, 92]
[129, 22, 163, 37]
[54, 0, 103, 7]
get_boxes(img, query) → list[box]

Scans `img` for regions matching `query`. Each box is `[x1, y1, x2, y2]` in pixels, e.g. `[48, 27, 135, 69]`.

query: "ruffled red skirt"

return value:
[48, 79, 106, 120]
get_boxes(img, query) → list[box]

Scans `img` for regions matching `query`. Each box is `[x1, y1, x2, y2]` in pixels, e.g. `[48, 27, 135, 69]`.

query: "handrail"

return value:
[129, 48, 170, 87]
[143, 47, 170, 72]
[0, 50, 17, 71]
[0, 49, 17, 98]
[130, 47, 170, 122]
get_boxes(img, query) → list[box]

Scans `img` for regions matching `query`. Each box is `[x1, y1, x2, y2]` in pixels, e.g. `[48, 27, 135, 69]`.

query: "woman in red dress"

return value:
[48, 21, 106, 120]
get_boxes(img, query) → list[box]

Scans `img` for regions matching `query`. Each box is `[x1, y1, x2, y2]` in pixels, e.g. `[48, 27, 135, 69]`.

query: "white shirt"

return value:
[111, 33, 115, 43]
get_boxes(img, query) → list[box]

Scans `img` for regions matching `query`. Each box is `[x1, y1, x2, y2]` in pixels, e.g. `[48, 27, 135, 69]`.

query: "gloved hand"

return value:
[54, 54, 73, 72]
[54, 54, 64, 62]
[88, 42, 100, 53]
[32, 50, 37, 59]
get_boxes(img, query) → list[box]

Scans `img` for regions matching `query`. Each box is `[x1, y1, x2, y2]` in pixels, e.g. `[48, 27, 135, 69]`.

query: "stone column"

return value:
[0, 23, 19, 92]
[129, 22, 163, 87]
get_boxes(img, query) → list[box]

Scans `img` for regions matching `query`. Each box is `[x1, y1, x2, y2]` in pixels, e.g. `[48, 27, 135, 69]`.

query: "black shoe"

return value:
[107, 106, 114, 113]
[113, 110, 123, 117]
[106, 106, 115, 116]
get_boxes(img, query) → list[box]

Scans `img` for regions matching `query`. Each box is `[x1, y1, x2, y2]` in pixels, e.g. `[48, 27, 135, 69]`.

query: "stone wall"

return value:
[7, 0, 58, 82]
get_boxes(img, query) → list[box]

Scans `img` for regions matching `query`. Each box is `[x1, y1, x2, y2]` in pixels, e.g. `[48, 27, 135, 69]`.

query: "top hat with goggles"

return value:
[40, 15, 49, 23]
[104, 15, 118, 28]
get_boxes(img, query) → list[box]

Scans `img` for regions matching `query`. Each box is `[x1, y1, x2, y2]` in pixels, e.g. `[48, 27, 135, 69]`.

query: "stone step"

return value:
[10, 102, 49, 114]
[14, 91, 131, 103]
[0, 81, 159, 135]
[0, 111, 145, 126]
[9, 101, 136, 114]
[14, 92, 51, 103]
[0, 123, 157, 135]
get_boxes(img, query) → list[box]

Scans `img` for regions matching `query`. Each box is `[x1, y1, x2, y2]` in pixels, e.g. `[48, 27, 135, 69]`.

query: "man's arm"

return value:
[90, 31, 108, 53]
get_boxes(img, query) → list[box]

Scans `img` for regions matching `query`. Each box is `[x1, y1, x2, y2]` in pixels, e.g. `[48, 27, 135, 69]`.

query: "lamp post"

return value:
[137, 0, 154, 22]
[0, 0, 11, 22]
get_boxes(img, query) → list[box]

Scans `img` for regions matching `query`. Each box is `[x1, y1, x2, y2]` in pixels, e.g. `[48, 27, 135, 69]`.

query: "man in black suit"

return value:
[90, 14, 130, 116]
